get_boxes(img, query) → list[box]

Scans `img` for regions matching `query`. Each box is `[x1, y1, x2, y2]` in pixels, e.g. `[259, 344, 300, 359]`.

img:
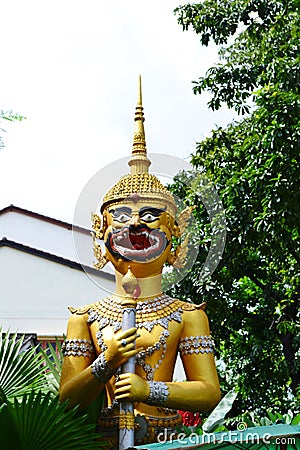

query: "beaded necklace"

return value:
[135, 329, 169, 381]
[87, 294, 183, 380]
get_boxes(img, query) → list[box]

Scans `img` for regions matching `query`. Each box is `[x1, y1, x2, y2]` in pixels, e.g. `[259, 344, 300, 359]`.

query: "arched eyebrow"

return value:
[139, 207, 166, 217]
[109, 207, 132, 216]
[109, 206, 166, 218]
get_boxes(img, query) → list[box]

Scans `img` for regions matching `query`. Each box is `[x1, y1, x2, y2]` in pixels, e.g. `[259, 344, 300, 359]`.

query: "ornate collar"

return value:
[87, 294, 183, 332]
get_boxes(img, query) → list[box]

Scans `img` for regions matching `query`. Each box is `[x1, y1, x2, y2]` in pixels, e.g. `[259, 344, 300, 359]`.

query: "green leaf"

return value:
[291, 414, 300, 426]
[0, 331, 46, 403]
[40, 338, 63, 396]
[203, 390, 238, 433]
[0, 391, 104, 450]
[0, 403, 21, 450]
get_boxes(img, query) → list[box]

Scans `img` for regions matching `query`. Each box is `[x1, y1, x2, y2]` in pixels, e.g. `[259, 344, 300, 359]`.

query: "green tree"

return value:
[170, 0, 300, 415]
[175, 0, 299, 114]
[0, 110, 25, 148]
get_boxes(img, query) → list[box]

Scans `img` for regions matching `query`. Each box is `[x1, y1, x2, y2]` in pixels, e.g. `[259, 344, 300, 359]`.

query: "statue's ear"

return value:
[91, 211, 107, 239]
[177, 205, 196, 236]
[167, 233, 190, 269]
[167, 206, 196, 269]
[91, 232, 107, 270]
[91, 212, 107, 270]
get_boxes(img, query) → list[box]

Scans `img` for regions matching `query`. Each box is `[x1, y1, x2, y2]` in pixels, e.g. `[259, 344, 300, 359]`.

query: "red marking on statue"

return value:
[129, 193, 140, 202]
[133, 284, 141, 300]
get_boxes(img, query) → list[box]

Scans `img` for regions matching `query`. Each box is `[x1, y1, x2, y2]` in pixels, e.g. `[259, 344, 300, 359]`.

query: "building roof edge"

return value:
[0, 205, 90, 235]
[0, 237, 114, 281]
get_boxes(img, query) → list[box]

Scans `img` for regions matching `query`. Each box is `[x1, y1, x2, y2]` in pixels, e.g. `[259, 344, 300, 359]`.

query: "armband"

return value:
[178, 335, 214, 355]
[62, 338, 95, 357]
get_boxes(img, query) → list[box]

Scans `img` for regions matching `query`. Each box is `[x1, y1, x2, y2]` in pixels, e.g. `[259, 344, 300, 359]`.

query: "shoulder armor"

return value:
[68, 304, 92, 315]
[180, 301, 206, 311]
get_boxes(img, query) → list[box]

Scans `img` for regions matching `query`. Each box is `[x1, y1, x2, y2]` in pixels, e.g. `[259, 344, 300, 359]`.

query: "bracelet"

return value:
[91, 352, 116, 383]
[147, 381, 169, 406]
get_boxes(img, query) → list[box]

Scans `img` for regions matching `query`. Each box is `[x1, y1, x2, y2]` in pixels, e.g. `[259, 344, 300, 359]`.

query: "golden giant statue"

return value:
[59, 77, 221, 449]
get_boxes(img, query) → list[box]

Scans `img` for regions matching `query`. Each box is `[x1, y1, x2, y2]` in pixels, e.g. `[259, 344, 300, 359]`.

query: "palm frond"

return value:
[0, 331, 46, 402]
[0, 391, 104, 450]
[40, 338, 63, 396]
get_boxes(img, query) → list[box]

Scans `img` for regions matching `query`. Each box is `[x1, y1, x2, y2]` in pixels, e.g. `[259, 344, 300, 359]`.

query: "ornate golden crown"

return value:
[101, 173, 176, 215]
[100, 76, 176, 216]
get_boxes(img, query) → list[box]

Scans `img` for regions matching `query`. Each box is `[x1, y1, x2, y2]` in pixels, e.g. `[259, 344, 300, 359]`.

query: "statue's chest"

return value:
[88, 294, 184, 381]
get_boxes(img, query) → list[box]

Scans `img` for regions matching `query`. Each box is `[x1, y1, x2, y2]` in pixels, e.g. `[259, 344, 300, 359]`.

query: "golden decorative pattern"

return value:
[97, 412, 182, 446]
[119, 412, 135, 430]
[91, 212, 103, 239]
[87, 295, 184, 326]
[68, 304, 91, 315]
[181, 302, 206, 311]
[133, 130, 146, 149]
[68, 298, 205, 317]
[91, 232, 107, 270]
[101, 172, 176, 215]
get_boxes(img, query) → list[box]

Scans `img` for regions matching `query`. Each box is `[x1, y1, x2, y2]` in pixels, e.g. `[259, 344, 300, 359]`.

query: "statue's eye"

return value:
[140, 212, 157, 222]
[113, 212, 131, 223]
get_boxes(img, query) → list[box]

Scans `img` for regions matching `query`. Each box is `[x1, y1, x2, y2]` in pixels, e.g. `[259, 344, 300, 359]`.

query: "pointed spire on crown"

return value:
[128, 75, 151, 175]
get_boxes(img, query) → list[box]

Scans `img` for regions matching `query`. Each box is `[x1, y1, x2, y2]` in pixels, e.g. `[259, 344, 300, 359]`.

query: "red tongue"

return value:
[133, 243, 144, 250]
[130, 233, 150, 250]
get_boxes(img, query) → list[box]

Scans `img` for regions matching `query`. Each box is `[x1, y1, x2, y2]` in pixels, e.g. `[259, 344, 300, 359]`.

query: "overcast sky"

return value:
[0, 0, 236, 224]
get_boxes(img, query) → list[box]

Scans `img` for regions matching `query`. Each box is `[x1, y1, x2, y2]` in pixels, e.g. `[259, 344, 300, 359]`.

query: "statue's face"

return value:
[103, 199, 174, 277]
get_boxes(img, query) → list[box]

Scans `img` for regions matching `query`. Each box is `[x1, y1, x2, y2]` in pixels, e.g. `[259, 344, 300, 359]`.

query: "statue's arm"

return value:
[59, 313, 104, 410]
[165, 308, 221, 412]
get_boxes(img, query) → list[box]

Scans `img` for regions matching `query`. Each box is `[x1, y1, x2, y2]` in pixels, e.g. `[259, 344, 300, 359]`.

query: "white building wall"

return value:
[1, 210, 91, 264]
[0, 246, 114, 336]
[0, 209, 114, 275]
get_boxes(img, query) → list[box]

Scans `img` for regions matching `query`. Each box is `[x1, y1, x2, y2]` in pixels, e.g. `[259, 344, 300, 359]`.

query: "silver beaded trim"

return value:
[87, 294, 183, 333]
[136, 330, 170, 381]
[178, 335, 215, 355]
[147, 381, 169, 406]
[91, 352, 116, 383]
[62, 338, 95, 357]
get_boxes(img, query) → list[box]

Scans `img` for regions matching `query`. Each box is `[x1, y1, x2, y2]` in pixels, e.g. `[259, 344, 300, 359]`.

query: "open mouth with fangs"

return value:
[106, 225, 169, 262]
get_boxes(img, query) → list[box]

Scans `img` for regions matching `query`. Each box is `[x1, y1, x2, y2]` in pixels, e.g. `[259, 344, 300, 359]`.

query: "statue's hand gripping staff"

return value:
[118, 267, 139, 450]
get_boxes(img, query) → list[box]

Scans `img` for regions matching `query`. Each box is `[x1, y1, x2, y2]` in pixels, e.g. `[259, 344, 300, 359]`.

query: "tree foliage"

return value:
[175, 0, 299, 114]
[170, 0, 300, 415]
[0, 110, 25, 148]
